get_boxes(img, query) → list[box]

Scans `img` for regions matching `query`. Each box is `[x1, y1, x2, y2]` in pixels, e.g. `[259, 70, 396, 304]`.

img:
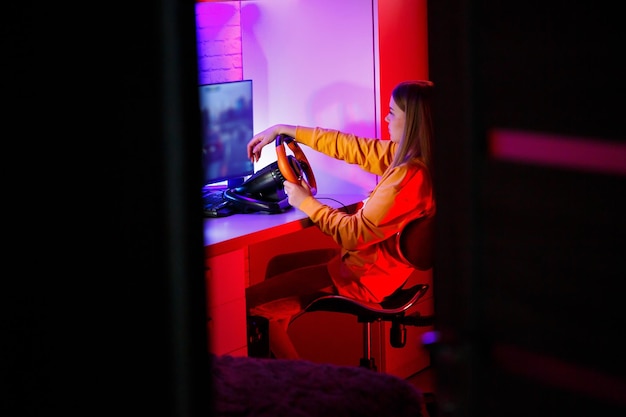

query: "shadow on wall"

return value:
[304, 81, 379, 195]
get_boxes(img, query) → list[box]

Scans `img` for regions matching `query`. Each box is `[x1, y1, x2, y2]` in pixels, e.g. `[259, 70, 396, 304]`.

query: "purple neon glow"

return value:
[196, 2, 243, 85]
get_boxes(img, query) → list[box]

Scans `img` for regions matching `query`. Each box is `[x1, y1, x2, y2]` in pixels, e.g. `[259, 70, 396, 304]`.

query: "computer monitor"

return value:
[200, 79, 254, 189]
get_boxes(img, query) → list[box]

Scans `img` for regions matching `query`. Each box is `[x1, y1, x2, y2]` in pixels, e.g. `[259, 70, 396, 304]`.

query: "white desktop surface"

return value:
[204, 193, 366, 256]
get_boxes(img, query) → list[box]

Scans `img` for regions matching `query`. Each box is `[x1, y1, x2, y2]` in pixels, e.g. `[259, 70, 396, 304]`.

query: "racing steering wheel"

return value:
[275, 134, 317, 195]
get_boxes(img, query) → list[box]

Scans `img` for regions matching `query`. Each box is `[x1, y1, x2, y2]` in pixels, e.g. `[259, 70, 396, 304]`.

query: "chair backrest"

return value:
[397, 214, 435, 271]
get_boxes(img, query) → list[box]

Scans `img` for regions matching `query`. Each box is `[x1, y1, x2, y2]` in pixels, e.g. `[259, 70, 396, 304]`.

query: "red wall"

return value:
[377, 0, 429, 140]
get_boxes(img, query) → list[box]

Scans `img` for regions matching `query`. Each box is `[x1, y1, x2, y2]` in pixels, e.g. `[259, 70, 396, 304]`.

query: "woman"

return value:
[245, 80, 436, 359]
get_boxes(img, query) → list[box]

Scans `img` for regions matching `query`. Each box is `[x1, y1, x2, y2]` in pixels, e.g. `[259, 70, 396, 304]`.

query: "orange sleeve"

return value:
[299, 162, 434, 250]
[295, 126, 394, 176]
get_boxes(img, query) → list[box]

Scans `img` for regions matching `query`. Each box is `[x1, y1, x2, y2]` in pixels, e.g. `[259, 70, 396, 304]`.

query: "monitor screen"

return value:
[200, 79, 254, 188]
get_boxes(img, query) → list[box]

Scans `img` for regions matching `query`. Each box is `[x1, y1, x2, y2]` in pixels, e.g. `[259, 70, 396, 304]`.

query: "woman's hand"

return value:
[283, 178, 312, 209]
[247, 124, 297, 163]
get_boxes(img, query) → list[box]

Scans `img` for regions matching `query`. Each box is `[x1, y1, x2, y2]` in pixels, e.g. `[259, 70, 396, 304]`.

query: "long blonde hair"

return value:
[389, 80, 434, 173]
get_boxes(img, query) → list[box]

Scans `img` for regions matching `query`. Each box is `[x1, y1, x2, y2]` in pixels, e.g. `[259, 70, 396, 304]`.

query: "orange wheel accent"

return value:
[275, 134, 317, 193]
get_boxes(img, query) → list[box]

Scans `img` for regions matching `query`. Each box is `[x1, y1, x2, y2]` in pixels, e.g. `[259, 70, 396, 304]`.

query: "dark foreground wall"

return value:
[3, 2, 212, 416]
[428, 1, 626, 416]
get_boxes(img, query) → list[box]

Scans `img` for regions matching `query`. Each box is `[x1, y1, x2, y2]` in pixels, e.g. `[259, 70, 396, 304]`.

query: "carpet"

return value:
[212, 354, 424, 417]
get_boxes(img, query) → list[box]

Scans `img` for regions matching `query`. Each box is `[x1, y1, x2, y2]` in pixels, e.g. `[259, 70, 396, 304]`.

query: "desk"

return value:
[204, 194, 365, 256]
[203, 194, 366, 356]
[203, 192, 433, 378]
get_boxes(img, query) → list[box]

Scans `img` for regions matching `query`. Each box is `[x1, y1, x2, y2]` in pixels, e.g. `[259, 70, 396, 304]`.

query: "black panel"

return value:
[3, 2, 212, 416]
[428, 1, 626, 416]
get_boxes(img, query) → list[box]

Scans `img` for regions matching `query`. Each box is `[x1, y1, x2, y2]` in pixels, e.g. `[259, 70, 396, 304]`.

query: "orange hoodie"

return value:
[295, 126, 435, 303]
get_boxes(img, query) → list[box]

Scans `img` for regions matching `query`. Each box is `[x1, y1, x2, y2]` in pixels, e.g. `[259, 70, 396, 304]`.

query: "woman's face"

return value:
[384, 96, 406, 143]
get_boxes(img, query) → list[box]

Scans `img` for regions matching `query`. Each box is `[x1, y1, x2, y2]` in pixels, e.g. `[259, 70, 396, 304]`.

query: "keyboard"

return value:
[203, 190, 239, 218]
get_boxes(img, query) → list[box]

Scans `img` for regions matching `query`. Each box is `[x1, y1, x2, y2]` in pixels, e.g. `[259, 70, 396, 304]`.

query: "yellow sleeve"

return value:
[295, 126, 395, 176]
[298, 162, 434, 250]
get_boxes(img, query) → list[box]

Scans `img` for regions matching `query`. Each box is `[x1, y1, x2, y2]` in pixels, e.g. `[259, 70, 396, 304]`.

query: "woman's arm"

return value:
[299, 164, 434, 251]
[295, 127, 394, 176]
[247, 124, 298, 163]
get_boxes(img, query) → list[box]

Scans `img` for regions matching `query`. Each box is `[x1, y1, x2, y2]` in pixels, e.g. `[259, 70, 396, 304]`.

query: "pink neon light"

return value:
[489, 129, 626, 176]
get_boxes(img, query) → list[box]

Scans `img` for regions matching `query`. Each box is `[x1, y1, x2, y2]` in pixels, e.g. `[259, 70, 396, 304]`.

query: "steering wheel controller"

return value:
[275, 134, 317, 195]
[223, 134, 317, 213]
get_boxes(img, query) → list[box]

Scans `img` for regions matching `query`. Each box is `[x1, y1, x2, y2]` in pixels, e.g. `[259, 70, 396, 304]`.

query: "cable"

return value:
[317, 197, 347, 210]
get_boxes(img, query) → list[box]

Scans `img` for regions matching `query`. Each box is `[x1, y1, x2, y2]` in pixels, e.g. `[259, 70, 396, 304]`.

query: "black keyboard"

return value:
[203, 190, 239, 218]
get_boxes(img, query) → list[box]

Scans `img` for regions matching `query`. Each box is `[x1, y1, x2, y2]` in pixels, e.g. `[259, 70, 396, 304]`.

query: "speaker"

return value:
[247, 315, 270, 358]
